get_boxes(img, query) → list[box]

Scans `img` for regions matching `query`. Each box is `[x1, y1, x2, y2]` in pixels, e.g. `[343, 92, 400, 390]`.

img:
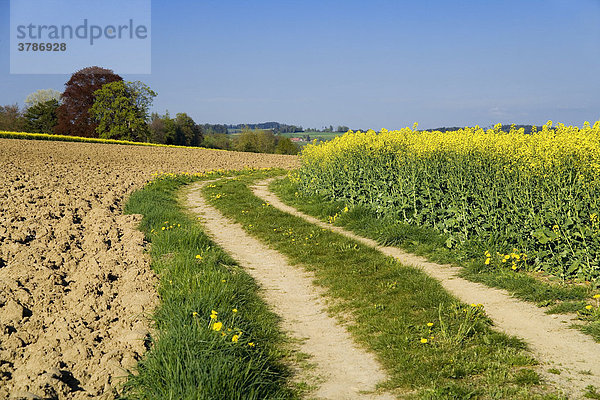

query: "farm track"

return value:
[252, 178, 600, 399]
[0, 138, 298, 400]
[186, 181, 395, 400]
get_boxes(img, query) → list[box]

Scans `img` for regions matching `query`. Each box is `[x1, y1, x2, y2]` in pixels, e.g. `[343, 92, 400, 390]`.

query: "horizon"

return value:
[1, 0, 599, 131]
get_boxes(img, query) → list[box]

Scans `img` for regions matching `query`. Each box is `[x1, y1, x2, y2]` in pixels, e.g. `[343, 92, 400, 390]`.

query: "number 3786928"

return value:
[17, 43, 67, 51]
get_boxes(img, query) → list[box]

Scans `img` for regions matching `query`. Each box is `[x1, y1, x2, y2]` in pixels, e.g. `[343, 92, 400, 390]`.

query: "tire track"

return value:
[252, 178, 600, 399]
[186, 181, 395, 400]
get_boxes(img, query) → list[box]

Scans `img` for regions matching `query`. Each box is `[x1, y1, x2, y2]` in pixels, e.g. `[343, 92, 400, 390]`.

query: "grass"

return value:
[271, 177, 600, 342]
[120, 170, 298, 400]
[204, 172, 564, 399]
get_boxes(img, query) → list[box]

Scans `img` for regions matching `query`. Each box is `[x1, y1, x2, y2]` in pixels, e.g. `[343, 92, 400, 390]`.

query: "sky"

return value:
[1, 0, 599, 130]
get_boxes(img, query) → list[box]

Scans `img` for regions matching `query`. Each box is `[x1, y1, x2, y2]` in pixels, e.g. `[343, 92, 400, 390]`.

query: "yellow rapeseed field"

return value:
[298, 121, 600, 280]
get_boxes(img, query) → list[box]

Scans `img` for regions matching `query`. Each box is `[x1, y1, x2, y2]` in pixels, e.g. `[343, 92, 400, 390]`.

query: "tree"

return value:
[55, 66, 123, 137]
[0, 104, 26, 131]
[24, 99, 59, 134]
[149, 112, 167, 144]
[174, 113, 202, 146]
[275, 137, 299, 155]
[234, 128, 277, 153]
[90, 80, 156, 141]
[202, 133, 232, 150]
[24, 89, 61, 108]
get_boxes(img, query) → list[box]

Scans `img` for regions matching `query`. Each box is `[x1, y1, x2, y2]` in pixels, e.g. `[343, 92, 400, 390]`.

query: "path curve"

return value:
[186, 182, 395, 400]
[252, 178, 600, 398]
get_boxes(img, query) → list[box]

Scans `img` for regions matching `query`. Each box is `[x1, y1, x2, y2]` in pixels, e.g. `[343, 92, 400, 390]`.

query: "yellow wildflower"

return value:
[212, 322, 223, 331]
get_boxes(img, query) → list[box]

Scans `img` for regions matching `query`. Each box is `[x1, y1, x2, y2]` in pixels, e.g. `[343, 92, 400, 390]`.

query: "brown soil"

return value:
[253, 178, 600, 399]
[0, 139, 298, 400]
[186, 182, 395, 400]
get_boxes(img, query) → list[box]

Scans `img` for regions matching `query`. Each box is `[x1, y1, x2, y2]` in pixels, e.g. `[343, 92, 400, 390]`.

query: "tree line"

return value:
[0, 66, 298, 155]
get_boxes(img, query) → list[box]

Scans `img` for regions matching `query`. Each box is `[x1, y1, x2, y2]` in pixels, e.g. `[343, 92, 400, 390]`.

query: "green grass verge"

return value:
[120, 170, 298, 400]
[271, 177, 600, 342]
[0, 130, 224, 150]
[204, 172, 563, 399]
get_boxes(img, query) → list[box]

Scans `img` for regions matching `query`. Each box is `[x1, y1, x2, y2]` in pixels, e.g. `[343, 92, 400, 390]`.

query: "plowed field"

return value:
[0, 139, 299, 399]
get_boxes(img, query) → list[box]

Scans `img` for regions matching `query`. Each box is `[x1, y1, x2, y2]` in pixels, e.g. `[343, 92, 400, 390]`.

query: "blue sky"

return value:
[1, 0, 599, 130]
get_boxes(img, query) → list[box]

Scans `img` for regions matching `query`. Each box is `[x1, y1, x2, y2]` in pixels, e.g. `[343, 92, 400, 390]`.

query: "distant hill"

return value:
[228, 122, 303, 134]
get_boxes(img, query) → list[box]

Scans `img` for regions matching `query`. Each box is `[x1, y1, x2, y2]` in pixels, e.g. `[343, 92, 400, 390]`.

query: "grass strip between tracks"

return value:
[271, 177, 600, 343]
[121, 170, 298, 400]
[204, 172, 563, 399]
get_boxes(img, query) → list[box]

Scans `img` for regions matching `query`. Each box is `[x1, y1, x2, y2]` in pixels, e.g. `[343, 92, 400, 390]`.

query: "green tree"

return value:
[24, 99, 59, 133]
[234, 128, 277, 153]
[148, 112, 167, 144]
[202, 133, 232, 150]
[275, 137, 299, 155]
[174, 113, 202, 146]
[159, 111, 178, 145]
[90, 81, 156, 141]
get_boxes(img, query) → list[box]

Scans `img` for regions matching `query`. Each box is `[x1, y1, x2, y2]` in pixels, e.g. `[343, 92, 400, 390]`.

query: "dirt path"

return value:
[252, 178, 600, 398]
[186, 182, 395, 400]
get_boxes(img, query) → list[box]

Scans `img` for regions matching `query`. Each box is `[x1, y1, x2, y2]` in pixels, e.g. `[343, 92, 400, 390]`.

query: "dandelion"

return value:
[232, 335, 239, 343]
[484, 258, 491, 265]
[427, 322, 434, 327]
[586, 305, 593, 310]
[192, 312, 198, 317]
[420, 338, 428, 343]
[232, 308, 238, 313]
[221, 279, 226, 283]
[212, 322, 223, 331]
[248, 342, 255, 347]
[195, 255, 203, 259]
[593, 294, 600, 299]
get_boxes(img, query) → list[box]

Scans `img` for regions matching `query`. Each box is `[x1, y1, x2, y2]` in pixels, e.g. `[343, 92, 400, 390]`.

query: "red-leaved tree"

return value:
[55, 66, 122, 137]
